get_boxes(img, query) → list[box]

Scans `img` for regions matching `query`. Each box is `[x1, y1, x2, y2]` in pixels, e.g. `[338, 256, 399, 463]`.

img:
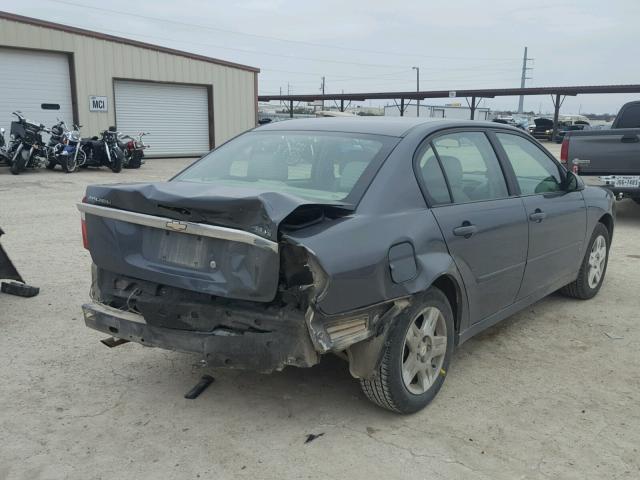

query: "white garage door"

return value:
[0, 48, 73, 135]
[114, 80, 210, 157]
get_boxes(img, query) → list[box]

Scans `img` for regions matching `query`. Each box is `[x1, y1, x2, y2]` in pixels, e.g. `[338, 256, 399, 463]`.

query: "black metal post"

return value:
[340, 99, 344, 112]
[289, 100, 294, 118]
[552, 94, 561, 141]
[400, 98, 405, 117]
[470, 96, 476, 120]
[417, 70, 420, 117]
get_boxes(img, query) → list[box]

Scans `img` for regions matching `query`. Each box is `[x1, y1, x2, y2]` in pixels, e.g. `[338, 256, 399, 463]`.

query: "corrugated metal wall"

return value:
[114, 80, 210, 156]
[0, 16, 257, 148]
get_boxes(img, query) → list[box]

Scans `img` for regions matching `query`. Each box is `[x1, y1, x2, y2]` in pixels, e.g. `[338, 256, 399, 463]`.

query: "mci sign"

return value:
[89, 95, 108, 112]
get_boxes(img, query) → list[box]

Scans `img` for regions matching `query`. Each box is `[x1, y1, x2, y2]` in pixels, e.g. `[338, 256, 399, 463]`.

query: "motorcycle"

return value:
[78, 126, 123, 172]
[118, 131, 149, 169]
[45, 120, 85, 173]
[7, 111, 50, 175]
[0, 127, 8, 165]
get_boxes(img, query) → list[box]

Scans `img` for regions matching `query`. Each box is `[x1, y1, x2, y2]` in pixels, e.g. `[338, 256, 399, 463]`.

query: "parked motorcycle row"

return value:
[0, 111, 149, 175]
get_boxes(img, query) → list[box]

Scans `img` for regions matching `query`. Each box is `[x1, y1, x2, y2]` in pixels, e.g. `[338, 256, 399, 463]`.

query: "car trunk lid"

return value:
[80, 181, 352, 302]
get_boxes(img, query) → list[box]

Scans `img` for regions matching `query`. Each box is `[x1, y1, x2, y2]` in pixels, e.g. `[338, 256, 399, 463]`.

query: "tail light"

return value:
[127, 140, 134, 151]
[560, 138, 569, 163]
[81, 196, 89, 249]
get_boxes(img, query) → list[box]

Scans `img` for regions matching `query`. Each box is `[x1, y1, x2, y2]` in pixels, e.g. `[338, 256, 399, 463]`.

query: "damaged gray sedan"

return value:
[78, 118, 614, 413]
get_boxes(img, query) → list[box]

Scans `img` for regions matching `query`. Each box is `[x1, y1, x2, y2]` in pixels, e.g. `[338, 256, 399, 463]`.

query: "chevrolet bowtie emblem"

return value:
[166, 221, 187, 232]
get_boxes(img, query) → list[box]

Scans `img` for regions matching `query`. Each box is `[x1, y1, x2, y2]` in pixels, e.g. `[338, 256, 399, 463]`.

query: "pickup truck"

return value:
[561, 101, 640, 203]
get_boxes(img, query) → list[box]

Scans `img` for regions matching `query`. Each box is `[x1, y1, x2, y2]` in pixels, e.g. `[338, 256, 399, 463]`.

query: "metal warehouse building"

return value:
[0, 11, 259, 157]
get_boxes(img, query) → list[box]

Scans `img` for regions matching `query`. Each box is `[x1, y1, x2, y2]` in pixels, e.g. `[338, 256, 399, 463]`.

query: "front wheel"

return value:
[10, 146, 28, 175]
[109, 147, 123, 173]
[560, 222, 610, 299]
[359, 288, 454, 414]
[61, 154, 79, 173]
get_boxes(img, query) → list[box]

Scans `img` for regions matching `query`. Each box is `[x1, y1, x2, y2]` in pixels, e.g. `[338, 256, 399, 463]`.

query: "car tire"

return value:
[359, 287, 454, 414]
[560, 222, 610, 300]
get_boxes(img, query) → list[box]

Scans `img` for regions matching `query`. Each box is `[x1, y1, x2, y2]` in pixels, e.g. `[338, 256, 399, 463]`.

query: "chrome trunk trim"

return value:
[77, 202, 278, 253]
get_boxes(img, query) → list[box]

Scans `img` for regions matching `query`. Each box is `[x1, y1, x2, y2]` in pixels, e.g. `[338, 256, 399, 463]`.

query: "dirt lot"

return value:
[1, 150, 639, 480]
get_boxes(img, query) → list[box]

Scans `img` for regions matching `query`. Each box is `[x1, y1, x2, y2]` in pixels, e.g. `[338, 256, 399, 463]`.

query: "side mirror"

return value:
[563, 170, 584, 192]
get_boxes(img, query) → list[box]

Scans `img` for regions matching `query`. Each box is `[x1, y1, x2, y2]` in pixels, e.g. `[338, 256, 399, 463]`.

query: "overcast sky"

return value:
[9, 0, 640, 114]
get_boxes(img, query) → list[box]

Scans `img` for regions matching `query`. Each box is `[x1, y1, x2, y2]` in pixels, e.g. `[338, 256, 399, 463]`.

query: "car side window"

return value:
[415, 145, 451, 205]
[431, 132, 508, 203]
[616, 104, 640, 128]
[496, 133, 563, 195]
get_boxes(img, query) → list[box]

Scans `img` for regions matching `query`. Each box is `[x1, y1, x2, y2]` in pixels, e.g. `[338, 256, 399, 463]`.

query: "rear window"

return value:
[174, 131, 395, 203]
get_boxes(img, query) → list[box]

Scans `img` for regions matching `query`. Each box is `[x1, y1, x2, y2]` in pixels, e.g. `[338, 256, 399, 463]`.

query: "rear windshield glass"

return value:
[174, 131, 395, 202]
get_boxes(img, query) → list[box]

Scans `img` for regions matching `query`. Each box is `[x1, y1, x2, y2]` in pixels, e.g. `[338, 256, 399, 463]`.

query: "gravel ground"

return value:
[0, 149, 639, 480]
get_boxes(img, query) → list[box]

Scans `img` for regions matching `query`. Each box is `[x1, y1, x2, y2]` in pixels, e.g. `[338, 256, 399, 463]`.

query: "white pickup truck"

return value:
[561, 100, 640, 203]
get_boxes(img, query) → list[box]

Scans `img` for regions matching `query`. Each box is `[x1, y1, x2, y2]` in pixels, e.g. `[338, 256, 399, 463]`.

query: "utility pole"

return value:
[320, 76, 325, 110]
[518, 46, 533, 114]
[412, 66, 420, 117]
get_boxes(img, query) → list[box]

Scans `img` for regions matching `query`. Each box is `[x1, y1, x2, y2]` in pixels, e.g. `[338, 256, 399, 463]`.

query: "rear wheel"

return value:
[125, 151, 142, 169]
[561, 222, 610, 299]
[359, 288, 454, 414]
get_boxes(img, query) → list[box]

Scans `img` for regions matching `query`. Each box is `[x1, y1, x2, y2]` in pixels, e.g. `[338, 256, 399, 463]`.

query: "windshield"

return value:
[174, 130, 396, 203]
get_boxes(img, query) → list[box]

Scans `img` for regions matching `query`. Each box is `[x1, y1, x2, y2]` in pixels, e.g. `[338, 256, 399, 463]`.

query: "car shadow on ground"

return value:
[105, 295, 558, 419]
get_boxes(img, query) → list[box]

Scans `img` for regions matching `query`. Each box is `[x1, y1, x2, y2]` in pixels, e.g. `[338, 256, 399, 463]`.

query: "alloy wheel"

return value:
[401, 306, 447, 395]
[588, 235, 607, 289]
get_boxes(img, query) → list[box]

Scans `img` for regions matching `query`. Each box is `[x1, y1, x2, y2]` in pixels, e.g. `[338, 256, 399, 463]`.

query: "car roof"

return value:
[256, 117, 519, 137]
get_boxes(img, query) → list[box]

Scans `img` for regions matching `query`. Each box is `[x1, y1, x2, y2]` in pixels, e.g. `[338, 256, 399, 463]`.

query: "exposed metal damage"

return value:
[83, 226, 412, 377]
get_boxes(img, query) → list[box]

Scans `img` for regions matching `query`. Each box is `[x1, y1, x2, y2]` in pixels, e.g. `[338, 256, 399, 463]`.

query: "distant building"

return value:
[353, 106, 384, 116]
[384, 103, 490, 120]
[1, 12, 259, 157]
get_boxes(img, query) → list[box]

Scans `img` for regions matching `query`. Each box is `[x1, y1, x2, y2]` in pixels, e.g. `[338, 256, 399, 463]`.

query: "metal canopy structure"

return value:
[259, 84, 640, 138]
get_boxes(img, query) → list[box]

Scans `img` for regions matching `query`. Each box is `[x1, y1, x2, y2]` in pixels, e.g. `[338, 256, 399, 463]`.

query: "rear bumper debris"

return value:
[82, 302, 320, 372]
[0, 227, 39, 298]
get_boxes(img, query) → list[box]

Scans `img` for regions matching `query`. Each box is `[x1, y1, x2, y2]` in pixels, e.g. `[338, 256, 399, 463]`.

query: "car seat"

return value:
[438, 155, 470, 202]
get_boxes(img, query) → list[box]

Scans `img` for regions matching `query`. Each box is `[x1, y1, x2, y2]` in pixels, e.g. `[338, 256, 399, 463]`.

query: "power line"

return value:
[30, 16, 521, 72]
[21, 16, 421, 69]
[45, 0, 522, 62]
[260, 68, 411, 80]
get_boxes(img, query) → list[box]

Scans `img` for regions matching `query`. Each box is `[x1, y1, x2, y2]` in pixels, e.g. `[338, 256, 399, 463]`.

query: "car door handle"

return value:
[453, 222, 478, 238]
[621, 134, 639, 143]
[529, 209, 547, 223]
